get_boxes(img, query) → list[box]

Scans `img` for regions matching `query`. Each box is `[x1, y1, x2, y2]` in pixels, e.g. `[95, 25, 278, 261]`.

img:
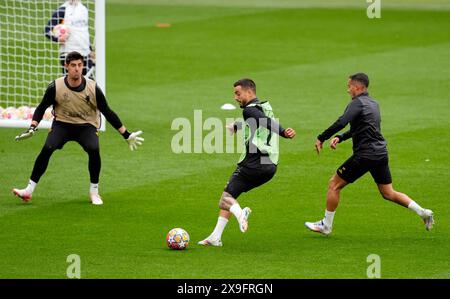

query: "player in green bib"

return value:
[198, 78, 296, 247]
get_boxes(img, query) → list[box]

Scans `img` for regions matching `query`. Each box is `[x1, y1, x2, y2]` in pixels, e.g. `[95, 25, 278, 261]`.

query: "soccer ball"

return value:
[166, 228, 190, 250]
[52, 24, 69, 39]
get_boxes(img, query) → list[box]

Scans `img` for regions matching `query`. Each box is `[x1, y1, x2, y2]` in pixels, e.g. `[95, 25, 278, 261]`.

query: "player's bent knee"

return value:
[83, 144, 100, 154]
[328, 176, 345, 192]
[219, 192, 234, 210]
[218, 198, 229, 210]
[218, 201, 227, 210]
[380, 191, 394, 200]
[328, 174, 348, 191]
[42, 143, 58, 153]
[378, 184, 395, 200]
[381, 193, 390, 200]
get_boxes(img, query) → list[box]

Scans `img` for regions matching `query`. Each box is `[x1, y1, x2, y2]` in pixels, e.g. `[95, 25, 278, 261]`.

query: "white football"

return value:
[52, 24, 69, 39]
[221, 103, 236, 110]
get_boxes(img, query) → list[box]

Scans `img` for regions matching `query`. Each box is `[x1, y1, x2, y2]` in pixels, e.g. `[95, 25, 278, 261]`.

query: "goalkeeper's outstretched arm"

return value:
[95, 85, 144, 151]
[15, 82, 56, 141]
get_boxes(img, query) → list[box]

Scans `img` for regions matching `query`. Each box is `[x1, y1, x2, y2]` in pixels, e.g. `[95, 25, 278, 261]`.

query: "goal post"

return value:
[0, 0, 106, 131]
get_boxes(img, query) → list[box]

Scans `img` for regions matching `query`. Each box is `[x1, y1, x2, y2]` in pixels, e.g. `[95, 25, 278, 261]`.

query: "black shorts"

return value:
[45, 121, 99, 152]
[224, 164, 277, 199]
[336, 154, 392, 185]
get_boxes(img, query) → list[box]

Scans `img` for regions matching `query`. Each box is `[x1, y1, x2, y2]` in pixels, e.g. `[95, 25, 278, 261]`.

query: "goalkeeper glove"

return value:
[122, 130, 144, 151]
[15, 125, 37, 141]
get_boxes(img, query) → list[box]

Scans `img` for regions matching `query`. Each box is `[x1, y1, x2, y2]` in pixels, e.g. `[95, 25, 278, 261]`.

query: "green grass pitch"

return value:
[0, 0, 449, 278]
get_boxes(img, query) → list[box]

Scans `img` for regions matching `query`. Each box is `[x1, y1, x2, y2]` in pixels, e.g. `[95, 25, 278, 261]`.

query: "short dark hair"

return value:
[233, 78, 256, 93]
[65, 51, 84, 64]
[349, 72, 369, 88]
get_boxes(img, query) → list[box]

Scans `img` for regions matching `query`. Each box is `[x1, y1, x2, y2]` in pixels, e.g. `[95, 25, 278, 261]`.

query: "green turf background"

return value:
[0, 0, 449, 278]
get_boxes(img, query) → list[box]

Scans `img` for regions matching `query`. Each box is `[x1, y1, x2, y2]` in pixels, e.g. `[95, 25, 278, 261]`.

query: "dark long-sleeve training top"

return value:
[317, 92, 388, 159]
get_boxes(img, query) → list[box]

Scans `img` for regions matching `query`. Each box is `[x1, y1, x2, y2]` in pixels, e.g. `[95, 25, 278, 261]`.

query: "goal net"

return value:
[0, 0, 105, 130]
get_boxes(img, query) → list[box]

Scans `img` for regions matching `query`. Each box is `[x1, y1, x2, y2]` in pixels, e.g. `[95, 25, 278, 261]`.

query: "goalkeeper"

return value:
[12, 51, 144, 205]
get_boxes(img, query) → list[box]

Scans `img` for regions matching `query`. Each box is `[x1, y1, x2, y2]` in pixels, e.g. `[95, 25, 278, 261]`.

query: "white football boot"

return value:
[90, 193, 103, 205]
[12, 188, 32, 203]
[304, 220, 332, 235]
[197, 237, 223, 247]
[421, 209, 434, 231]
[239, 207, 252, 233]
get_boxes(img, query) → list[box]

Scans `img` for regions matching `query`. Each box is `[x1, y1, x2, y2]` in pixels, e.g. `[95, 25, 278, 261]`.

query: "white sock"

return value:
[408, 201, 425, 217]
[25, 180, 36, 194]
[229, 203, 243, 220]
[324, 210, 335, 227]
[209, 216, 229, 241]
[90, 183, 99, 195]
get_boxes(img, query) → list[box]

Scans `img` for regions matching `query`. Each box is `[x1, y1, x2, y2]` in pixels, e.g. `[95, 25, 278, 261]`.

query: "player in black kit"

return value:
[305, 73, 434, 235]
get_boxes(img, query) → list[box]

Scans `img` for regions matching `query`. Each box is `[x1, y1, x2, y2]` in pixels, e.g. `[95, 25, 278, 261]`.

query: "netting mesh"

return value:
[0, 0, 95, 122]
